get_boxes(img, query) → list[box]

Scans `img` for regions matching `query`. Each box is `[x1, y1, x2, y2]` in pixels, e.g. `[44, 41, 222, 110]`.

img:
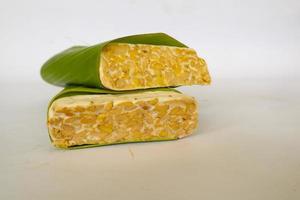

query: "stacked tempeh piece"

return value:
[41, 33, 211, 149]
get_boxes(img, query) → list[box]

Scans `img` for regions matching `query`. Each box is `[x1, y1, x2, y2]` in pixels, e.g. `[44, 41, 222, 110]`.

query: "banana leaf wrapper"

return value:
[47, 86, 198, 149]
[41, 33, 211, 91]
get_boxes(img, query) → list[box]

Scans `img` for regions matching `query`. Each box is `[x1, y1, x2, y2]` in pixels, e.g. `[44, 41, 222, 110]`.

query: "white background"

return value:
[1, 0, 300, 199]
[1, 0, 299, 81]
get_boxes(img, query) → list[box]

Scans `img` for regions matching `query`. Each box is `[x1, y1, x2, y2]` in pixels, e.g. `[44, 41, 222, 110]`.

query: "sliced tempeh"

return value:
[48, 91, 198, 148]
[100, 43, 210, 90]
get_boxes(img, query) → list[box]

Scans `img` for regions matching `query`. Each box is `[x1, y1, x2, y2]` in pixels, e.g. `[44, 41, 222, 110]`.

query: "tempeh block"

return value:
[100, 43, 210, 90]
[41, 33, 211, 90]
[48, 91, 198, 148]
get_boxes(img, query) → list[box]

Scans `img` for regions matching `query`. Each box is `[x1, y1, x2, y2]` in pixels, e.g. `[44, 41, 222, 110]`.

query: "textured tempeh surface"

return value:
[100, 43, 211, 90]
[48, 91, 198, 148]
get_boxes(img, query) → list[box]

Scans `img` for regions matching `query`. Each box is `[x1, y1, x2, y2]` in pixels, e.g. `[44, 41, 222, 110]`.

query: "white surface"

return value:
[1, 79, 300, 200]
[1, 0, 300, 199]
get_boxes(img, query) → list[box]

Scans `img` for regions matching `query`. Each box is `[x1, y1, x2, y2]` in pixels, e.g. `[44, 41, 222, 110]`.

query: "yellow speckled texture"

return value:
[48, 91, 198, 148]
[100, 43, 211, 90]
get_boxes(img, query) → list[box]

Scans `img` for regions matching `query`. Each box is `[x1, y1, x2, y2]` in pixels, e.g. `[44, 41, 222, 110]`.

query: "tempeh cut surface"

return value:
[48, 91, 198, 148]
[100, 43, 210, 90]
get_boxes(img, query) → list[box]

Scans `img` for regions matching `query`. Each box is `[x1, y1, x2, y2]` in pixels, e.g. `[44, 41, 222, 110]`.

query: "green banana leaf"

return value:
[48, 86, 181, 149]
[41, 33, 187, 89]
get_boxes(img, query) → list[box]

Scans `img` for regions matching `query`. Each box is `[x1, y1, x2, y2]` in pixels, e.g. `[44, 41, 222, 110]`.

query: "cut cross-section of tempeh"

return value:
[100, 43, 211, 90]
[48, 91, 198, 148]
